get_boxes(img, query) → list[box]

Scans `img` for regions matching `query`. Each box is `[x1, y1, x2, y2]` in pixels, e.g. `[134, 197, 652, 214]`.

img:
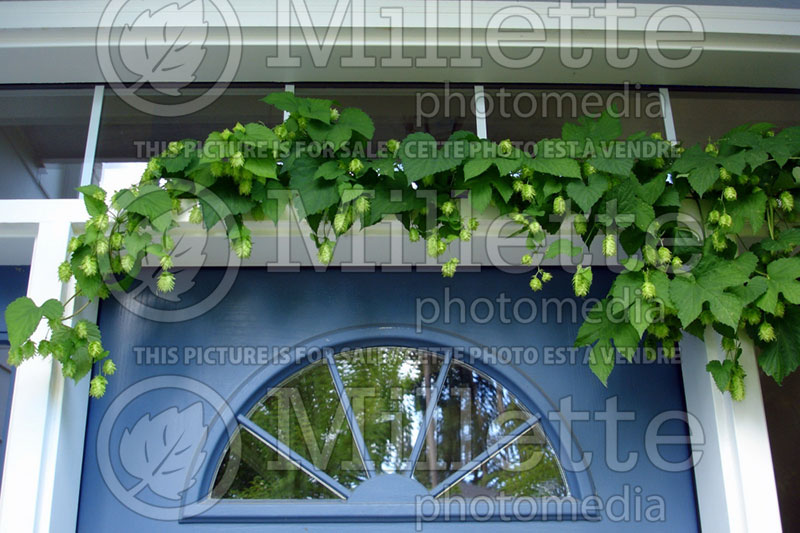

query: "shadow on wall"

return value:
[761, 369, 800, 532]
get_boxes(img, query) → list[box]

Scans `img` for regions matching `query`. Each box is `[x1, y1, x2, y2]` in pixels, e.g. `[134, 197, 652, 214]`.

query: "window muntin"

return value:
[247, 358, 367, 491]
[211, 347, 568, 501]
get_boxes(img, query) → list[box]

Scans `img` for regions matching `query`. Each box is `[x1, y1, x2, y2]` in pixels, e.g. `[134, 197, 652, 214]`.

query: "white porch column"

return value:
[0, 221, 92, 533]
[680, 329, 782, 533]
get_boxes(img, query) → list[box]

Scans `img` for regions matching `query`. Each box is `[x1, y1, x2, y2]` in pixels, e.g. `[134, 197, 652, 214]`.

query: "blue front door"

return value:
[77, 268, 699, 532]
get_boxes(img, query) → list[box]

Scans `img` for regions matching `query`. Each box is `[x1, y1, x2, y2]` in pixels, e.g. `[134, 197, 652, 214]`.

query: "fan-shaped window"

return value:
[210, 347, 568, 502]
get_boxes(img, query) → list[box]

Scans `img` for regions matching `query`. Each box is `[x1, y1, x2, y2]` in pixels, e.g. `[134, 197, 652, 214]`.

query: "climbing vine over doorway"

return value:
[4, 92, 800, 400]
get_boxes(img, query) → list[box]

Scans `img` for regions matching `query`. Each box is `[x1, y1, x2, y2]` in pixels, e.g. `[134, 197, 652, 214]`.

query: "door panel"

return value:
[77, 268, 699, 532]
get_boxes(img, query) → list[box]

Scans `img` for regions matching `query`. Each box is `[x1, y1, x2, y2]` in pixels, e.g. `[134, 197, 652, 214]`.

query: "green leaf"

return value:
[621, 258, 645, 272]
[722, 151, 747, 175]
[40, 299, 64, 321]
[124, 232, 152, 257]
[306, 121, 352, 148]
[161, 153, 190, 173]
[289, 170, 340, 217]
[496, 157, 526, 177]
[70, 246, 103, 300]
[364, 177, 424, 226]
[529, 157, 581, 179]
[671, 145, 719, 197]
[5, 297, 43, 348]
[575, 298, 640, 385]
[491, 178, 513, 203]
[368, 157, 395, 178]
[793, 166, 800, 183]
[76, 184, 105, 198]
[610, 271, 644, 308]
[188, 165, 217, 188]
[543, 178, 563, 198]
[729, 276, 768, 305]
[566, 174, 608, 212]
[77, 185, 107, 217]
[756, 257, 800, 313]
[728, 188, 767, 233]
[759, 306, 800, 384]
[463, 158, 493, 181]
[762, 228, 800, 253]
[669, 252, 757, 329]
[603, 178, 655, 232]
[298, 97, 334, 124]
[544, 239, 582, 260]
[339, 184, 365, 203]
[707, 359, 735, 392]
[243, 122, 279, 144]
[199, 181, 257, 229]
[262, 92, 299, 114]
[314, 160, 345, 181]
[72, 344, 93, 381]
[469, 178, 493, 212]
[244, 158, 278, 180]
[338, 108, 375, 139]
[589, 145, 634, 177]
[252, 181, 291, 223]
[562, 111, 621, 146]
[649, 270, 674, 308]
[655, 186, 681, 208]
[124, 183, 173, 233]
[637, 176, 667, 204]
[399, 132, 466, 184]
[628, 297, 657, 337]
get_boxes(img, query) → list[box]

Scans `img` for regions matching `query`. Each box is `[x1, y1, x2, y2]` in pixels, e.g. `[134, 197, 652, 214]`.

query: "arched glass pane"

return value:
[212, 347, 571, 502]
[333, 347, 444, 474]
[247, 360, 367, 490]
[439, 424, 568, 499]
[211, 427, 338, 500]
[413, 360, 532, 489]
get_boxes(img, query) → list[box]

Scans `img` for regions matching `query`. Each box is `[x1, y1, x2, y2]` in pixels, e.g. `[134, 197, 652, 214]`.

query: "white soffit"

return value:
[0, 1, 797, 87]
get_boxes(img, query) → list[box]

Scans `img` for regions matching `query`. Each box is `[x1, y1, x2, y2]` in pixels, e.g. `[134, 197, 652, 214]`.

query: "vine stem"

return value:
[693, 195, 706, 239]
[62, 290, 80, 308]
[767, 203, 776, 240]
[62, 300, 91, 321]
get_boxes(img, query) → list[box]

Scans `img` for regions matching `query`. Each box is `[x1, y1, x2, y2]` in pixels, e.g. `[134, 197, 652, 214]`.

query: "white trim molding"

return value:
[0, 1, 798, 87]
[0, 221, 93, 533]
[680, 330, 782, 533]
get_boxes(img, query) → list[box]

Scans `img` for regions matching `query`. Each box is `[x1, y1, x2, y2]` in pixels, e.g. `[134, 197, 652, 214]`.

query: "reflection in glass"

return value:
[212, 427, 336, 500]
[334, 347, 443, 474]
[440, 424, 568, 499]
[248, 360, 367, 489]
[214, 347, 569, 501]
[413, 360, 532, 489]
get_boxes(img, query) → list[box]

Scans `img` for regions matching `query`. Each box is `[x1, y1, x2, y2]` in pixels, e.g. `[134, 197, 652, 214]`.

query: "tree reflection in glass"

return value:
[212, 347, 568, 500]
